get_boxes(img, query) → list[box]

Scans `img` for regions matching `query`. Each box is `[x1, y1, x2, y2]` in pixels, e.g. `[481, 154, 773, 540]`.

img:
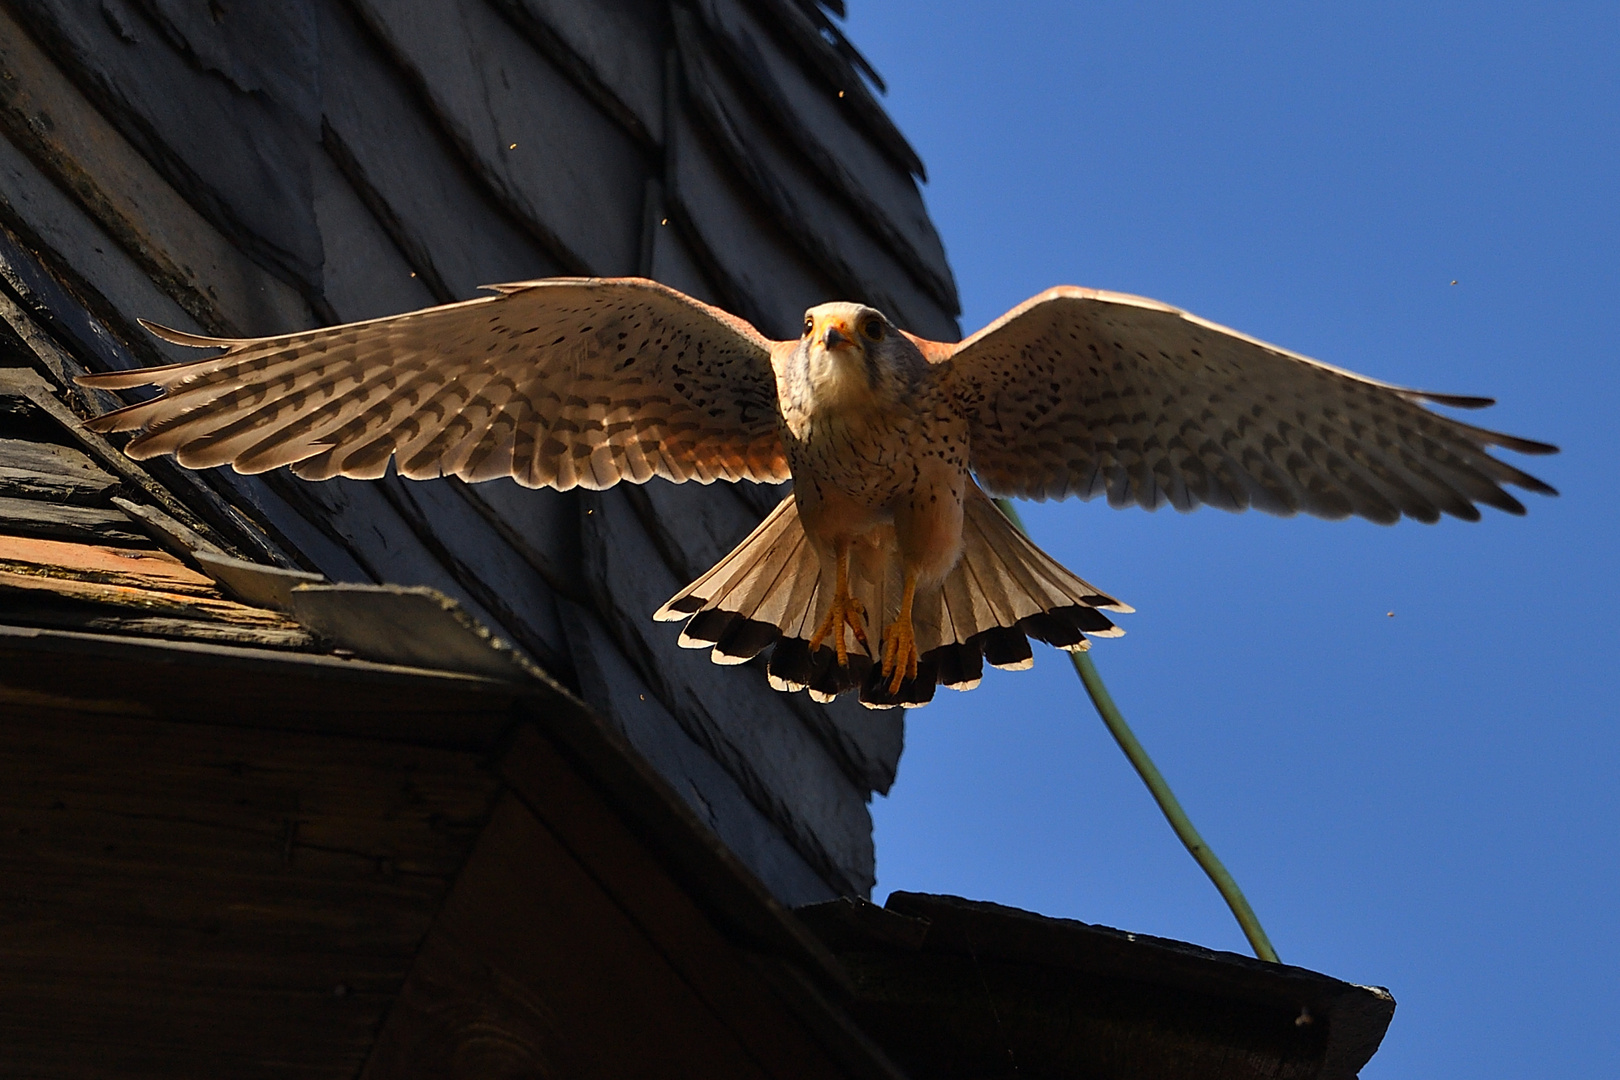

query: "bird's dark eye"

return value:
[803, 315, 814, 337]
[860, 317, 885, 342]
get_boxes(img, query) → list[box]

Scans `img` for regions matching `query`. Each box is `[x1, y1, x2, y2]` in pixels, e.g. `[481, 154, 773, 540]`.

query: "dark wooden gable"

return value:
[0, 0, 961, 904]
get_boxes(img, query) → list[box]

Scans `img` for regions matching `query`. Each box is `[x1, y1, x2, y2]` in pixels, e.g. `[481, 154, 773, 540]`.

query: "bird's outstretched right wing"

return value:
[78, 277, 791, 490]
[936, 287, 1557, 523]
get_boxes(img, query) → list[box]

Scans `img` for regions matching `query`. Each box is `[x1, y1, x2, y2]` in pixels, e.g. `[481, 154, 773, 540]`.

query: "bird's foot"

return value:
[880, 615, 920, 694]
[808, 592, 869, 668]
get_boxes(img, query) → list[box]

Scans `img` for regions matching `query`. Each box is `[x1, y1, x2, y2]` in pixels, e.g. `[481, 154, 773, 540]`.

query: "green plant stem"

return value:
[994, 499, 1281, 963]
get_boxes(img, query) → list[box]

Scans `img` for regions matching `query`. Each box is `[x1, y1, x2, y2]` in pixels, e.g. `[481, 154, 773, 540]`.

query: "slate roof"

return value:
[0, 0, 968, 904]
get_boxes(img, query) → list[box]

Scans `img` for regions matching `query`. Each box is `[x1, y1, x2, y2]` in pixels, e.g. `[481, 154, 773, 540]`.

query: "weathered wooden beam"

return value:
[0, 494, 143, 545]
[0, 623, 521, 749]
[0, 683, 502, 1076]
[0, 533, 312, 645]
[0, 436, 118, 504]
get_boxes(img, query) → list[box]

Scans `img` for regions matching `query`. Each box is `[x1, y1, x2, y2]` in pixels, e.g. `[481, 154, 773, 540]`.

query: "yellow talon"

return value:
[881, 616, 919, 694]
[807, 540, 868, 667]
[809, 593, 868, 666]
[880, 568, 921, 695]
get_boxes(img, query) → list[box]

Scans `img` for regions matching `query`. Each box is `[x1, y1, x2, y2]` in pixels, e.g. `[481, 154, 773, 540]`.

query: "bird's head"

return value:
[797, 302, 920, 408]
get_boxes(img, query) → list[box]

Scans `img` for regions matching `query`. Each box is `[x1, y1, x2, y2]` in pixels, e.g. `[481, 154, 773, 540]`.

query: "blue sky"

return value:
[841, 3, 1619, 1076]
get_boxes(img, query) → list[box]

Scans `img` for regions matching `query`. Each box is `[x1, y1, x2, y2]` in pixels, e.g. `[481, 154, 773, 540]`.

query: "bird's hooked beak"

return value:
[819, 319, 855, 352]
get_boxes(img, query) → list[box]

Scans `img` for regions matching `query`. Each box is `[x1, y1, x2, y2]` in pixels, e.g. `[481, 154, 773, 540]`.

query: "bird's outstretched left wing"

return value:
[77, 277, 790, 490]
[935, 286, 1557, 523]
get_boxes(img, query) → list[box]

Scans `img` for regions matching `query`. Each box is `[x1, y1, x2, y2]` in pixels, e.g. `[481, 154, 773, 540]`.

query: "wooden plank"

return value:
[0, 436, 118, 503]
[688, 0, 958, 316]
[0, 698, 500, 1077]
[626, 480, 904, 796]
[487, 0, 666, 148]
[0, 494, 145, 545]
[369, 792, 825, 1080]
[0, 703, 498, 880]
[676, 13, 957, 340]
[0, 4, 312, 336]
[109, 495, 229, 558]
[316, 0, 563, 304]
[666, 100, 841, 340]
[559, 597, 838, 906]
[1, 533, 220, 595]
[496, 731, 905, 1080]
[15, 503, 545, 653]
[0, 963, 384, 1079]
[0, 459, 111, 503]
[346, 0, 648, 276]
[0, 624, 520, 751]
[0, 564, 311, 640]
[580, 486, 875, 895]
[0, 606, 312, 650]
[9, 0, 326, 296]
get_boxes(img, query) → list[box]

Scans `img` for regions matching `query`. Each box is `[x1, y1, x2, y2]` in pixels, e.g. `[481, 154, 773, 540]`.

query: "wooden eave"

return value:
[799, 893, 1396, 1080]
[0, 623, 905, 1078]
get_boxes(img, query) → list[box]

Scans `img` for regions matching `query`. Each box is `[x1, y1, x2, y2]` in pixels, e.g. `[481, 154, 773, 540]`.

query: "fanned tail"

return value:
[655, 485, 1130, 710]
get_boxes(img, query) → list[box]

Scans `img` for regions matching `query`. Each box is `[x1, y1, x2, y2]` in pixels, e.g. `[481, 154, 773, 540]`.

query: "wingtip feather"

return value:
[137, 318, 237, 349]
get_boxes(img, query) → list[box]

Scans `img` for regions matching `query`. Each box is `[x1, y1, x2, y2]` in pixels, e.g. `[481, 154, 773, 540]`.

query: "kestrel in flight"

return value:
[77, 278, 1556, 708]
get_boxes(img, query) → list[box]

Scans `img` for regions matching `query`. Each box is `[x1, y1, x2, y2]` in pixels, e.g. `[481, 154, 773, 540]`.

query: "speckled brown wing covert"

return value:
[938, 287, 1557, 522]
[77, 278, 791, 490]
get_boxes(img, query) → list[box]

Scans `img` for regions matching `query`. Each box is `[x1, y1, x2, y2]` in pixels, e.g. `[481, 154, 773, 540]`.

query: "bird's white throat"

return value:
[807, 345, 875, 411]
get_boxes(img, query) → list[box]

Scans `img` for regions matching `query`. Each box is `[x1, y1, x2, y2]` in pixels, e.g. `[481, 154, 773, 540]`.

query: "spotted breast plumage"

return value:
[77, 277, 1557, 708]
